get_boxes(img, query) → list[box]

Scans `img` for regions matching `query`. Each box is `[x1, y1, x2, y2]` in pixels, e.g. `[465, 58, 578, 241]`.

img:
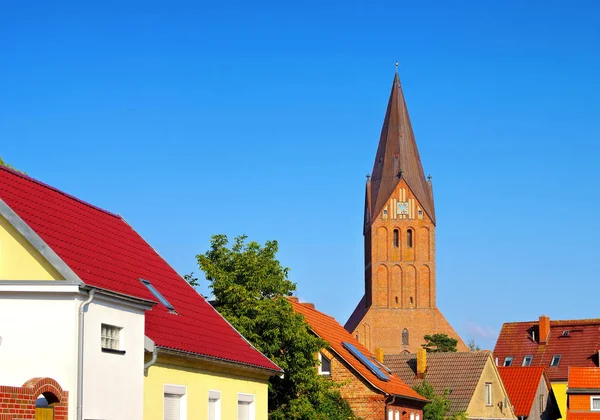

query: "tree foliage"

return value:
[413, 381, 467, 420]
[0, 157, 25, 174]
[197, 234, 357, 420]
[467, 340, 481, 352]
[422, 334, 458, 353]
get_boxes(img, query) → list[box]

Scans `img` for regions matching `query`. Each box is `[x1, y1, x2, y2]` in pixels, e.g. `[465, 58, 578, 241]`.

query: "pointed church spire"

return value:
[369, 70, 436, 224]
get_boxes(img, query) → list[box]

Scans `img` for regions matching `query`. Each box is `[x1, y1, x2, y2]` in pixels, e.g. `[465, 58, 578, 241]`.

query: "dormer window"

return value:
[522, 355, 533, 366]
[550, 355, 561, 367]
[503, 356, 513, 366]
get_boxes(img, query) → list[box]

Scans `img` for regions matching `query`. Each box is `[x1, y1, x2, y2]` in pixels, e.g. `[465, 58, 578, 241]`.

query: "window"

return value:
[407, 229, 413, 248]
[101, 324, 122, 351]
[503, 356, 513, 366]
[318, 352, 331, 375]
[395, 410, 400, 420]
[140, 278, 176, 312]
[237, 394, 255, 420]
[393, 229, 399, 248]
[522, 355, 533, 366]
[383, 209, 388, 219]
[410, 413, 415, 420]
[540, 394, 545, 412]
[209, 390, 221, 420]
[485, 383, 492, 406]
[388, 409, 393, 420]
[164, 385, 186, 420]
[402, 328, 409, 346]
[550, 355, 561, 367]
[591, 396, 600, 411]
[562, 330, 570, 336]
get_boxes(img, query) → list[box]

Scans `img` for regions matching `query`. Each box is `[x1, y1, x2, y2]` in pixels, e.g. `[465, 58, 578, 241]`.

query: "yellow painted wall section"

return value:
[144, 358, 270, 420]
[467, 357, 516, 419]
[552, 382, 567, 419]
[0, 214, 63, 280]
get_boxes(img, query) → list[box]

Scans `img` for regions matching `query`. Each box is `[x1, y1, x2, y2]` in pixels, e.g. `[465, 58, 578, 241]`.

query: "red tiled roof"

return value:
[493, 318, 600, 381]
[0, 166, 280, 372]
[288, 299, 426, 402]
[497, 366, 547, 417]
[567, 413, 600, 420]
[569, 367, 600, 389]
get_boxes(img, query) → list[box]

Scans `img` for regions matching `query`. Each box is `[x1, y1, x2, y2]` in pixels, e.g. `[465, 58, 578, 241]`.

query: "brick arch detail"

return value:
[0, 377, 69, 420]
[22, 377, 65, 402]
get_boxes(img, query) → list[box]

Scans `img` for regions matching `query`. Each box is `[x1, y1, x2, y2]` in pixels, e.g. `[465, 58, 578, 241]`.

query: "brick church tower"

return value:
[345, 71, 467, 354]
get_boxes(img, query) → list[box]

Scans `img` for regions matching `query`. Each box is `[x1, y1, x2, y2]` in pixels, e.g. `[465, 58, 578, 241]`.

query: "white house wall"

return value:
[82, 294, 147, 420]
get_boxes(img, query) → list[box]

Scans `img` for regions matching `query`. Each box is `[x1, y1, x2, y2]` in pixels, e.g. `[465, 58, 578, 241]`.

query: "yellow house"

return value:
[385, 350, 517, 420]
[0, 164, 281, 420]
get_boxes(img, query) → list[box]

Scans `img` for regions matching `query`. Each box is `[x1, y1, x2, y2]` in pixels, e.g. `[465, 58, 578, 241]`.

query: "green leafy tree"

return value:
[197, 234, 358, 420]
[413, 381, 467, 420]
[422, 334, 458, 353]
[0, 157, 25, 174]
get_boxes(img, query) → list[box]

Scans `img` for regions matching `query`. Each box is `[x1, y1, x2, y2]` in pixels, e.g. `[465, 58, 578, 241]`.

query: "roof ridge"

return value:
[503, 318, 600, 326]
[0, 165, 121, 218]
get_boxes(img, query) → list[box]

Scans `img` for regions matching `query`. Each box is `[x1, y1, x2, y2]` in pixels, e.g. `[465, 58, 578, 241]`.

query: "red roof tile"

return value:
[567, 413, 600, 420]
[289, 299, 426, 402]
[569, 367, 600, 389]
[498, 366, 547, 417]
[494, 318, 600, 381]
[0, 166, 280, 372]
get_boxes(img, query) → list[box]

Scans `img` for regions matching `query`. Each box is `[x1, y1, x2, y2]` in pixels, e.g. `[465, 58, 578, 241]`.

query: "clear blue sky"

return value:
[2, 1, 599, 350]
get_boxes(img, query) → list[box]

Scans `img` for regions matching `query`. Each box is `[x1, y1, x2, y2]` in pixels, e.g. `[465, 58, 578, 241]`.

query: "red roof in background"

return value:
[289, 298, 426, 402]
[494, 318, 600, 381]
[569, 367, 600, 389]
[0, 166, 280, 372]
[498, 366, 547, 417]
[566, 413, 600, 420]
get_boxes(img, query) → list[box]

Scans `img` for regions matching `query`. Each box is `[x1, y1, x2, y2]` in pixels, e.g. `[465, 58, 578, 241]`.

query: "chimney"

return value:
[417, 348, 427, 375]
[303, 302, 315, 310]
[374, 348, 384, 363]
[539, 315, 550, 344]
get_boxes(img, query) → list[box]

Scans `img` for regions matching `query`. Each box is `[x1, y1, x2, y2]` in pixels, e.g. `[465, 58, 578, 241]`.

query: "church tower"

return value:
[345, 70, 467, 354]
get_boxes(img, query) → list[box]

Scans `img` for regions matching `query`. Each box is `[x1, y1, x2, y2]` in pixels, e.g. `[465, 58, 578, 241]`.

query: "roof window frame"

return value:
[550, 354, 561, 367]
[522, 355, 533, 366]
[140, 278, 176, 312]
[503, 356, 514, 366]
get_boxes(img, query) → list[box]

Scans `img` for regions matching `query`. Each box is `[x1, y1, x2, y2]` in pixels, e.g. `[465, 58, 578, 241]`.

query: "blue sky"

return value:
[2, 1, 599, 350]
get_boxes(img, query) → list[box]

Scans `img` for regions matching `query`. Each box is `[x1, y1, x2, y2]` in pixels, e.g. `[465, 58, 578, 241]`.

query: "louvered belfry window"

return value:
[101, 324, 121, 350]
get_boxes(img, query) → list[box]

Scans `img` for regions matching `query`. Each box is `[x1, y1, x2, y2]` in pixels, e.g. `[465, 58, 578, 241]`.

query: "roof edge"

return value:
[0, 197, 84, 285]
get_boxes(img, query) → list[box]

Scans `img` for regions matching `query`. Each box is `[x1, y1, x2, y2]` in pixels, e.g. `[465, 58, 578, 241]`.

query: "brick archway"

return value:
[0, 377, 68, 420]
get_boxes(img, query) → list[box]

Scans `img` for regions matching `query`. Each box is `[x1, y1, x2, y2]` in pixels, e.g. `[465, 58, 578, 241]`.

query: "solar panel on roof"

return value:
[342, 341, 389, 381]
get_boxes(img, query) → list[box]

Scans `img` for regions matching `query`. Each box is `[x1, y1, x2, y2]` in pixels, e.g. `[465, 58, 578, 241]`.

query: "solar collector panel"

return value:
[342, 341, 390, 381]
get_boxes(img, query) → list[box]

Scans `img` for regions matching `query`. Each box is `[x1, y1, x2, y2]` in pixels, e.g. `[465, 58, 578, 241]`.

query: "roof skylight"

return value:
[140, 278, 175, 312]
[342, 341, 389, 381]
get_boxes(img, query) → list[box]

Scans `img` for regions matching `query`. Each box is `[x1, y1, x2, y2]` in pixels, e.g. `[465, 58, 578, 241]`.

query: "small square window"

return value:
[319, 352, 331, 375]
[522, 355, 533, 366]
[591, 396, 600, 411]
[101, 324, 121, 351]
[503, 356, 513, 366]
[550, 355, 561, 367]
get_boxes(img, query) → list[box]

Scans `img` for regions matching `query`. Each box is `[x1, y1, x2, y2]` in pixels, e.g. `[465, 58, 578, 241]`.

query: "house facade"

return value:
[494, 315, 600, 418]
[498, 366, 561, 420]
[0, 165, 281, 419]
[385, 350, 517, 420]
[566, 367, 600, 420]
[344, 70, 466, 354]
[289, 298, 427, 420]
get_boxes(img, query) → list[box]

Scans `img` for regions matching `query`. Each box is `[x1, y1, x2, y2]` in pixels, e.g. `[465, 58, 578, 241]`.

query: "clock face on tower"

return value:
[397, 201, 409, 215]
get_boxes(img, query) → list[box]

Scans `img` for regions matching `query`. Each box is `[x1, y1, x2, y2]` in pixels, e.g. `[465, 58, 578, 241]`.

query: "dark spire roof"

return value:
[369, 72, 435, 225]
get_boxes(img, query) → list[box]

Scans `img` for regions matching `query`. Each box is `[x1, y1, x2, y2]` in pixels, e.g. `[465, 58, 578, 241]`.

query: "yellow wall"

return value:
[144, 354, 270, 420]
[0, 214, 63, 280]
[467, 357, 516, 419]
[552, 382, 567, 419]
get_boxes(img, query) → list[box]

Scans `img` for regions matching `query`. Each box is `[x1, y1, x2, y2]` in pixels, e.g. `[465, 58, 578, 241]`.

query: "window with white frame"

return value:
[238, 393, 255, 420]
[208, 390, 221, 420]
[318, 352, 331, 375]
[550, 355, 561, 367]
[522, 355, 533, 366]
[503, 356, 513, 366]
[164, 385, 186, 420]
[101, 324, 122, 350]
[395, 410, 400, 420]
[485, 383, 492, 406]
[591, 396, 600, 411]
[388, 409, 393, 420]
[410, 413, 415, 420]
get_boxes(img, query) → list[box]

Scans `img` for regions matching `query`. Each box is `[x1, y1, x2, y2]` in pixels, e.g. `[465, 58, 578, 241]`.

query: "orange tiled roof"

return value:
[569, 367, 600, 389]
[567, 413, 600, 420]
[288, 299, 426, 402]
[497, 366, 547, 417]
[494, 318, 600, 381]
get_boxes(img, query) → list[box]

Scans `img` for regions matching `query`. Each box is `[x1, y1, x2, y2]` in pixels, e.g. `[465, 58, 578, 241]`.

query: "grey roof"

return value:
[384, 351, 492, 414]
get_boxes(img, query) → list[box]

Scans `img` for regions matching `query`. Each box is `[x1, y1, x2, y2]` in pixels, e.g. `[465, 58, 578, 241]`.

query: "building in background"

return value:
[289, 297, 427, 420]
[345, 70, 466, 354]
[566, 367, 600, 419]
[385, 350, 516, 420]
[494, 315, 600, 417]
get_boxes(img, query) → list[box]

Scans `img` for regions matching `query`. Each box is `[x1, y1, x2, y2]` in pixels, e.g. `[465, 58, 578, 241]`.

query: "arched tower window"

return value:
[402, 328, 409, 346]
[407, 229, 413, 248]
[393, 229, 399, 248]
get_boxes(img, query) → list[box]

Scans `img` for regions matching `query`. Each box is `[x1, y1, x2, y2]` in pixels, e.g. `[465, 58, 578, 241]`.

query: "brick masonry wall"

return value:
[323, 348, 424, 420]
[0, 377, 68, 420]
